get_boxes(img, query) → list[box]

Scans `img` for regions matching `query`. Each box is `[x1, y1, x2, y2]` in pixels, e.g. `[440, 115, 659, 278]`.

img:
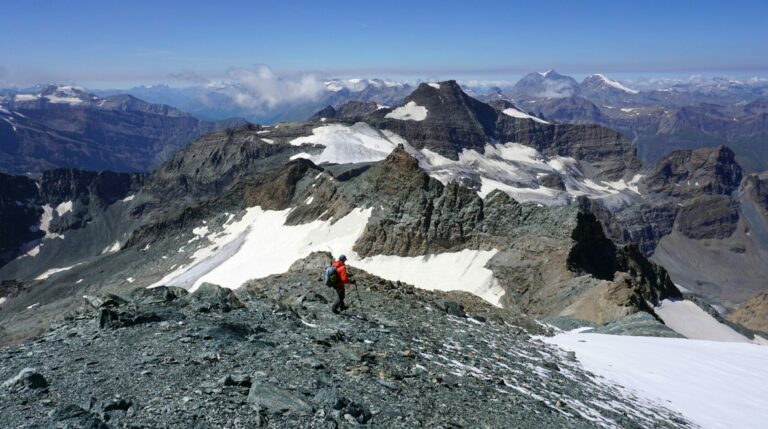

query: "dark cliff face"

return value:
[39, 169, 146, 208]
[643, 145, 743, 197]
[0, 168, 145, 271]
[0, 173, 42, 267]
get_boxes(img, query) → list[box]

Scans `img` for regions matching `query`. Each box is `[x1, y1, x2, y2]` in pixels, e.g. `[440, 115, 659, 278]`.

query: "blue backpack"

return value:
[323, 264, 339, 288]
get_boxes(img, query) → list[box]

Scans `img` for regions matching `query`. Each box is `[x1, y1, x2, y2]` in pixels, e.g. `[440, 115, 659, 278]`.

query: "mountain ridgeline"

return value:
[0, 85, 247, 175]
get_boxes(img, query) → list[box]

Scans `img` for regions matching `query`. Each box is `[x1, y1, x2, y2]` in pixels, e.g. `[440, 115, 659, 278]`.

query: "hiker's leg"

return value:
[332, 287, 344, 313]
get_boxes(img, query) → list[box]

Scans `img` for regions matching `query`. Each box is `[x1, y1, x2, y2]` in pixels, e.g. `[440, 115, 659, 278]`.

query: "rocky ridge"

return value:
[0, 253, 693, 428]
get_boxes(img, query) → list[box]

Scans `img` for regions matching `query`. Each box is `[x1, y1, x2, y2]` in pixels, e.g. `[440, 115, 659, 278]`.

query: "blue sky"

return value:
[1, 0, 767, 87]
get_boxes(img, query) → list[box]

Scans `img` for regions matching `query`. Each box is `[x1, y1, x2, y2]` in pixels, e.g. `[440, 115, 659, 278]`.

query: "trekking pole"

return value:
[354, 281, 363, 307]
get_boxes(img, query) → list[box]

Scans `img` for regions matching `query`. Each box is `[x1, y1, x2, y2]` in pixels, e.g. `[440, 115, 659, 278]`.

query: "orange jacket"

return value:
[332, 260, 351, 287]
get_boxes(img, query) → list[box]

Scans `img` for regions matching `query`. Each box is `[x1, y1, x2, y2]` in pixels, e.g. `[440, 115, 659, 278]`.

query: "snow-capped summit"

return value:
[509, 70, 581, 99]
[581, 74, 639, 95]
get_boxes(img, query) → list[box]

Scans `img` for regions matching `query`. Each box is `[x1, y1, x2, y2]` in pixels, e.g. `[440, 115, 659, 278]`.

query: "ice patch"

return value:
[502, 108, 549, 124]
[385, 101, 428, 121]
[544, 332, 768, 429]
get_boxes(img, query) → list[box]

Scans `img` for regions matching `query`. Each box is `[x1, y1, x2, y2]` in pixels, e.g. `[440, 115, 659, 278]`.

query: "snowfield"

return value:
[385, 101, 428, 121]
[544, 331, 768, 429]
[153, 205, 505, 305]
[289, 123, 406, 164]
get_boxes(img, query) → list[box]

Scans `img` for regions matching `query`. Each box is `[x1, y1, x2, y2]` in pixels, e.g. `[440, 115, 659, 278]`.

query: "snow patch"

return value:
[45, 94, 84, 105]
[385, 101, 428, 121]
[502, 108, 549, 124]
[427, 82, 440, 89]
[35, 263, 81, 280]
[593, 74, 639, 94]
[121, 194, 135, 202]
[14, 94, 40, 101]
[544, 332, 768, 429]
[353, 249, 504, 306]
[0, 297, 6, 305]
[289, 123, 402, 164]
[289, 152, 312, 160]
[654, 299, 753, 343]
[261, 138, 274, 144]
[55, 200, 73, 216]
[102, 241, 121, 254]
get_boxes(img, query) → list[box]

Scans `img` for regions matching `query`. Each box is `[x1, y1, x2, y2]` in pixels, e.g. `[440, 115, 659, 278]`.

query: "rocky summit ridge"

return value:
[0, 253, 693, 428]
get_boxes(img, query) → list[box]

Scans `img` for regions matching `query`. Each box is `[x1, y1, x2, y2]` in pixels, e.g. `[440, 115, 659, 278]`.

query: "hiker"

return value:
[329, 254, 355, 314]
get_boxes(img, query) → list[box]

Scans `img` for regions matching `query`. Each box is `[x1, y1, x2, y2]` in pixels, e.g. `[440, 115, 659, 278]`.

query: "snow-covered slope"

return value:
[545, 331, 768, 429]
[151, 205, 505, 305]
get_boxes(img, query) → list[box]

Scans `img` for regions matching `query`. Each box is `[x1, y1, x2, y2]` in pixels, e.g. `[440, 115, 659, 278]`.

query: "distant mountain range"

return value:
[0, 85, 246, 175]
[3, 72, 768, 174]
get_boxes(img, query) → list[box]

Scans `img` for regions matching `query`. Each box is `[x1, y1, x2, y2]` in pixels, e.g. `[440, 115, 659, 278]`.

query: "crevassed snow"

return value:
[55, 200, 73, 216]
[654, 299, 753, 343]
[385, 101, 428, 121]
[594, 74, 639, 94]
[35, 263, 81, 280]
[352, 249, 504, 306]
[502, 107, 549, 124]
[289, 123, 403, 164]
[544, 332, 768, 429]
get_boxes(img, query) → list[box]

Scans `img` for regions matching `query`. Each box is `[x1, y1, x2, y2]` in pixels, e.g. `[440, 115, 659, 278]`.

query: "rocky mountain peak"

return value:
[644, 145, 743, 196]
